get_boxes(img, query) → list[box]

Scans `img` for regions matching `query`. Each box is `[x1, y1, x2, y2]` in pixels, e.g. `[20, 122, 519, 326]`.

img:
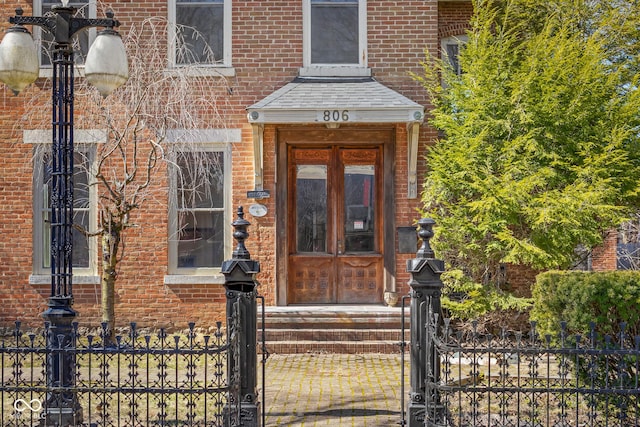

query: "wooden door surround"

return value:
[275, 127, 396, 305]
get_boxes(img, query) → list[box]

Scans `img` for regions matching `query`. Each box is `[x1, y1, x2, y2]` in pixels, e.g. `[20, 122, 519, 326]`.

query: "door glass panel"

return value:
[296, 165, 328, 253]
[344, 165, 375, 252]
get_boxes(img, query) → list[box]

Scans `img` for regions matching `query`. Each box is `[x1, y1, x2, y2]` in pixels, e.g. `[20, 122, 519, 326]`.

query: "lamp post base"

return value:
[224, 402, 260, 427]
[41, 298, 82, 427]
[408, 402, 449, 427]
[40, 407, 83, 427]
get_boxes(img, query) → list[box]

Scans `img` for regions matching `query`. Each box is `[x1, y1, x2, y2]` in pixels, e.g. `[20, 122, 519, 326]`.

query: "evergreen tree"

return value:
[417, 0, 640, 290]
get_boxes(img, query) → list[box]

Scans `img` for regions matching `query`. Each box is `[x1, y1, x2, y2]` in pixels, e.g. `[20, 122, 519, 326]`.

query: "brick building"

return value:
[0, 0, 474, 328]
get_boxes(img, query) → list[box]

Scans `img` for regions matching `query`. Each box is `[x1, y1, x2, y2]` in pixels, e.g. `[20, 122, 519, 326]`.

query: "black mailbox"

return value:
[397, 226, 418, 254]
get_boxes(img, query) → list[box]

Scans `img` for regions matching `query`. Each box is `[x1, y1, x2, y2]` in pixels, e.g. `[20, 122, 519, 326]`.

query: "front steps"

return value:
[257, 305, 410, 354]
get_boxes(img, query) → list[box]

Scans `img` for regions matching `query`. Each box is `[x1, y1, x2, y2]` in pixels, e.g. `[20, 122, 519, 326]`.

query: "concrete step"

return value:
[257, 305, 411, 354]
[259, 340, 404, 354]
[258, 305, 409, 328]
[260, 328, 406, 342]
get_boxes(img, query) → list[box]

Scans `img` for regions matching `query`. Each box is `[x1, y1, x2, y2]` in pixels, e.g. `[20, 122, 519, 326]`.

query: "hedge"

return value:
[531, 270, 640, 340]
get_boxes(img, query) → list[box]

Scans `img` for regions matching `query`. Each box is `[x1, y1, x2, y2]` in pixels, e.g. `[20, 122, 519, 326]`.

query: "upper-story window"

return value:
[34, 0, 96, 67]
[302, 0, 368, 76]
[168, 0, 232, 67]
[441, 35, 468, 76]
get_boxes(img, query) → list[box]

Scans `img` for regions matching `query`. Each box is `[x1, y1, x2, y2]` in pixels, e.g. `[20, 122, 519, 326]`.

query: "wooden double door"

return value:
[287, 145, 384, 304]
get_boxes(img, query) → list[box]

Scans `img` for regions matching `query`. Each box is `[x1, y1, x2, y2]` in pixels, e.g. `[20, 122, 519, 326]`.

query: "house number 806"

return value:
[322, 110, 349, 122]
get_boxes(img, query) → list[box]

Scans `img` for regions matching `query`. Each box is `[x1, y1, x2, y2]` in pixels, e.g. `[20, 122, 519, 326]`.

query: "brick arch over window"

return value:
[439, 23, 471, 41]
[438, 0, 474, 43]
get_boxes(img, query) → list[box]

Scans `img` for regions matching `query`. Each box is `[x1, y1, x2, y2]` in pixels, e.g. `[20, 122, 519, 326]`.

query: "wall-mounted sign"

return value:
[247, 190, 271, 199]
[249, 203, 268, 217]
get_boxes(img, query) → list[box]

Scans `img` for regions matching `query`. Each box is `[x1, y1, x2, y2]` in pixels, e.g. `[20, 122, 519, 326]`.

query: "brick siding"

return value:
[0, 1, 475, 328]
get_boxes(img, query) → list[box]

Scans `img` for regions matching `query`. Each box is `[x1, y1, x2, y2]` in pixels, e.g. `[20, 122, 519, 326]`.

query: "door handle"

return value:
[337, 239, 343, 255]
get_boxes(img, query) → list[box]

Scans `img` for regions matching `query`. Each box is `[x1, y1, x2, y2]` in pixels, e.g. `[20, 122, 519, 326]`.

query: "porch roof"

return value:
[246, 77, 424, 124]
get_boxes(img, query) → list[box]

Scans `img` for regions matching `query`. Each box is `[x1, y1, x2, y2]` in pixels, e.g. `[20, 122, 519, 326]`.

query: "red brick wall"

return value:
[0, 0, 474, 328]
[505, 264, 539, 297]
[438, 1, 473, 40]
[591, 230, 618, 272]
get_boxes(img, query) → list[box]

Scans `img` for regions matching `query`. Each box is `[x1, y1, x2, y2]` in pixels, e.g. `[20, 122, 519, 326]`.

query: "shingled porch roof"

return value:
[246, 77, 424, 124]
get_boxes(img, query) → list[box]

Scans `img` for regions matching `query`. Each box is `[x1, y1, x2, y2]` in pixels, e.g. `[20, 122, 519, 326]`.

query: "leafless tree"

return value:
[25, 9, 231, 339]
[618, 212, 640, 270]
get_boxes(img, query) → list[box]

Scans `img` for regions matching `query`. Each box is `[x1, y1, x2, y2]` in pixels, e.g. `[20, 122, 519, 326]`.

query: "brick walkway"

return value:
[260, 353, 409, 427]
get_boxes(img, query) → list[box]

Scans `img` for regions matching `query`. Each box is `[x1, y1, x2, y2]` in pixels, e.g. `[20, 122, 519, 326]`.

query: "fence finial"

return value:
[232, 206, 251, 260]
[416, 218, 435, 259]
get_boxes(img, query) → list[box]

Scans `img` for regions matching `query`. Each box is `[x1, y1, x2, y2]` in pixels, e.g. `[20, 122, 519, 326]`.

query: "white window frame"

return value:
[300, 0, 370, 77]
[441, 34, 468, 76]
[33, 0, 97, 75]
[167, 137, 233, 280]
[27, 130, 101, 283]
[167, 0, 233, 74]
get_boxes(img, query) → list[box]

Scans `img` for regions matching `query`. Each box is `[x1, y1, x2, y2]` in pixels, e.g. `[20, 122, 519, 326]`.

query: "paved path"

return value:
[260, 353, 409, 427]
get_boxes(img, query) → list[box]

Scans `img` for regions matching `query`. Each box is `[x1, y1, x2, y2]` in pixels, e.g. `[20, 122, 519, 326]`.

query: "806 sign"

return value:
[318, 110, 351, 123]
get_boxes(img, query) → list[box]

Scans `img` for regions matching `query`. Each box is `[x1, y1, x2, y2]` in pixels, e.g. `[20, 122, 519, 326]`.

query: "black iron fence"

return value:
[402, 218, 640, 427]
[1, 316, 240, 427]
[423, 318, 640, 427]
[1, 208, 265, 427]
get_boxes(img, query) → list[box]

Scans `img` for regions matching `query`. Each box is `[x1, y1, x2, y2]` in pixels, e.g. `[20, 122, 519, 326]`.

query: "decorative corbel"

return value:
[251, 123, 264, 191]
[407, 122, 420, 199]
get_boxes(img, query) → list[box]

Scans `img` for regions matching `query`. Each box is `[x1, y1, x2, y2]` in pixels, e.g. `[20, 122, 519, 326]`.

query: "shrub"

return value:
[531, 271, 640, 419]
[531, 270, 640, 339]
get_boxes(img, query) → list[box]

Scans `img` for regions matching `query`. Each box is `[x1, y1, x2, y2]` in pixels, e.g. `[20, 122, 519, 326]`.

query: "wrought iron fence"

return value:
[1, 316, 241, 427]
[424, 318, 640, 427]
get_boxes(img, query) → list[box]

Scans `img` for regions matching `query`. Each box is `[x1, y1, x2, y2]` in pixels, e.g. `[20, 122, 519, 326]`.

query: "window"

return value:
[34, 0, 96, 66]
[169, 147, 230, 274]
[441, 35, 468, 76]
[169, 0, 232, 66]
[33, 147, 96, 276]
[301, 0, 368, 75]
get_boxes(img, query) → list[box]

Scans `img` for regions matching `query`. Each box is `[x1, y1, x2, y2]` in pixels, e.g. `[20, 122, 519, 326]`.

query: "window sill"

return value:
[164, 275, 225, 285]
[39, 68, 80, 79]
[299, 66, 372, 78]
[39, 66, 237, 80]
[29, 275, 100, 285]
[166, 66, 236, 78]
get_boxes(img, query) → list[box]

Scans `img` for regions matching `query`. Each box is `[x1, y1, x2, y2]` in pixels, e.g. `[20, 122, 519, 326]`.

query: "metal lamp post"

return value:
[0, 2, 127, 424]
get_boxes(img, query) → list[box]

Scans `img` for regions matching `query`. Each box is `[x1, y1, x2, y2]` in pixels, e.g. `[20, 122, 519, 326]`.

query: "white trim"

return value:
[23, 129, 106, 145]
[165, 128, 242, 144]
[163, 274, 225, 285]
[30, 275, 100, 285]
[407, 122, 420, 199]
[247, 108, 424, 124]
[167, 0, 232, 68]
[164, 66, 236, 78]
[252, 124, 264, 190]
[302, 0, 368, 73]
[298, 66, 371, 77]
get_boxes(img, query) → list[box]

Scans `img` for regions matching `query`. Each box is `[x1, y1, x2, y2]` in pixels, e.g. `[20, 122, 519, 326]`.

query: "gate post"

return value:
[222, 206, 261, 427]
[406, 218, 446, 426]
